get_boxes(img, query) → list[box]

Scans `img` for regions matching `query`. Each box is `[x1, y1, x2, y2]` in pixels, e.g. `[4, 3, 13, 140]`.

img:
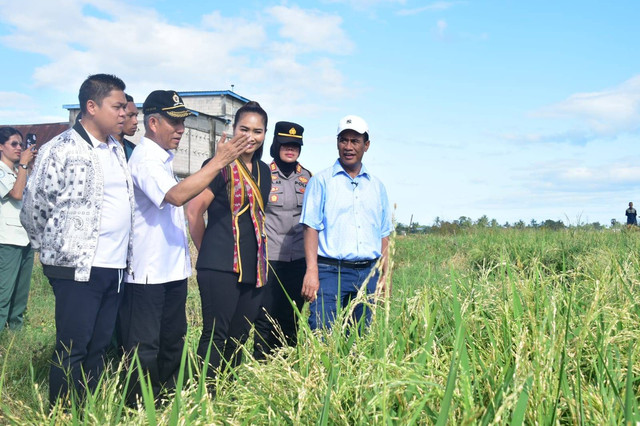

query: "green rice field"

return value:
[1, 227, 639, 424]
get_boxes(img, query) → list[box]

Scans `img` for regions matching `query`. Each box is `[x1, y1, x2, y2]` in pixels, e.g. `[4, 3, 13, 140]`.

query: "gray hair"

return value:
[144, 113, 162, 130]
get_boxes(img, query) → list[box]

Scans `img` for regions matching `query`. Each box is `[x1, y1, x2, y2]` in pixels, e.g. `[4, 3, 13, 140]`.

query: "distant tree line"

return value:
[396, 215, 623, 235]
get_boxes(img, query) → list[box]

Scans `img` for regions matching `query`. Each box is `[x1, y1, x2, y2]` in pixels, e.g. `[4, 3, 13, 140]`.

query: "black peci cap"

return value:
[143, 90, 193, 118]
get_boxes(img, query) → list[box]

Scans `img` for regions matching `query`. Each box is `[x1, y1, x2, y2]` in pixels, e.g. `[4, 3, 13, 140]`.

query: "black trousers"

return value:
[253, 258, 306, 359]
[48, 267, 123, 406]
[197, 270, 263, 377]
[118, 279, 187, 403]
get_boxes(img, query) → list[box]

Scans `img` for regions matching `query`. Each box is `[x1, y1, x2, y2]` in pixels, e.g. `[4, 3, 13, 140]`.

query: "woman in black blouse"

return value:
[187, 101, 271, 377]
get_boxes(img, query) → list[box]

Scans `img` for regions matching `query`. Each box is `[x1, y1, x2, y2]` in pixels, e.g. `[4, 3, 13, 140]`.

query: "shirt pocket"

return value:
[295, 185, 306, 207]
[268, 186, 284, 207]
[5, 217, 23, 228]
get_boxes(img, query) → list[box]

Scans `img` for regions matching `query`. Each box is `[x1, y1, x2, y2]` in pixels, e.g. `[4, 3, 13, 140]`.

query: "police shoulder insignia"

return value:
[270, 194, 278, 202]
[271, 186, 279, 192]
[271, 174, 278, 180]
[298, 176, 308, 183]
[270, 162, 277, 171]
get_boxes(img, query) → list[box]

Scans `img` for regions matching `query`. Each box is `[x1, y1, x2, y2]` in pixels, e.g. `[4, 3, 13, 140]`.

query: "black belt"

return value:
[317, 256, 378, 269]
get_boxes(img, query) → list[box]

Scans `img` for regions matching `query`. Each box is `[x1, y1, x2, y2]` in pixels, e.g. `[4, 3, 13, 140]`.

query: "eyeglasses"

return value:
[8, 142, 24, 148]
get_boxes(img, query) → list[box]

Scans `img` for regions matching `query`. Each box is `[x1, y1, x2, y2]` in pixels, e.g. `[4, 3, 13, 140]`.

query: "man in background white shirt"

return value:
[21, 74, 134, 406]
[119, 90, 248, 405]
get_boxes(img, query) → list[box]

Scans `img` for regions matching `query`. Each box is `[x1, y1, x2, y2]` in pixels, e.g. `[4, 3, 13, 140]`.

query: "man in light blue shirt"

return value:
[300, 115, 393, 331]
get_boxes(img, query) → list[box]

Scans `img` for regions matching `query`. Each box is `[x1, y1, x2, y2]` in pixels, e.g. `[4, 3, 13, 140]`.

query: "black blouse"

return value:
[195, 158, 271, 284]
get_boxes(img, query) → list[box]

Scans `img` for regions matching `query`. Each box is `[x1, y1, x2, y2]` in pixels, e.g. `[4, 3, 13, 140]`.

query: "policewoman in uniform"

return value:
[254, 121, 312, 359]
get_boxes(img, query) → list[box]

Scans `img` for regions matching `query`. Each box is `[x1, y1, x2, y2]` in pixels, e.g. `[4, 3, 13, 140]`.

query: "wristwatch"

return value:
[18, 164, 28, 170]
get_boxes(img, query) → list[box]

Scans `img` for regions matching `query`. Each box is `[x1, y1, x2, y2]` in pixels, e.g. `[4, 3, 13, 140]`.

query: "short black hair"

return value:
[125, 93, 134, 103]
[78, 74, 126, 114]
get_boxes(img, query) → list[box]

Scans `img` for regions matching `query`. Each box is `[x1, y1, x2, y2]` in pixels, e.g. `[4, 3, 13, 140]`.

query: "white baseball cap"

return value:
[337, 115, 369, 136]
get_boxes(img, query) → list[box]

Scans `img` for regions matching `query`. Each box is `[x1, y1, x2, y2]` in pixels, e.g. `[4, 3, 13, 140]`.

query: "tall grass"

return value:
[0, 228, 639, 423]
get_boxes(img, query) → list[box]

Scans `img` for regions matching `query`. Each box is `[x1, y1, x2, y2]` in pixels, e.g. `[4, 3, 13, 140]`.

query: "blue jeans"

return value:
[308, 263, 379, 331]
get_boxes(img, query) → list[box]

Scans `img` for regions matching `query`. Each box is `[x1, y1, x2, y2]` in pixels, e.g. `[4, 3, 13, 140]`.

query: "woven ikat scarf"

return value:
[222, 159, 267, 287]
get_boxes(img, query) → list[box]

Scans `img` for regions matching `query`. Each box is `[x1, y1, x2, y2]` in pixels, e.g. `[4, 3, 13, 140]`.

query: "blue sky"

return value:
[1, 1, 639, 226]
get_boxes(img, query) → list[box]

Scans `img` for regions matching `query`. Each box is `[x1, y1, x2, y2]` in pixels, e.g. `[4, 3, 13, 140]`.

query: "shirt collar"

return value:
[270, 160, 302, 178]
[83, 124, 118, 150]
[141, 136, 174, 163]
[0, 160, 16, 176]
[331, 159, 370, 179]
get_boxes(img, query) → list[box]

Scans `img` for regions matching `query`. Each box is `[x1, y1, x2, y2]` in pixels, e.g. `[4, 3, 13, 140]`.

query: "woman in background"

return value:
[253, 121, 311, 359]
[0, 127, 36, 332]
[187, 101, 271, 377]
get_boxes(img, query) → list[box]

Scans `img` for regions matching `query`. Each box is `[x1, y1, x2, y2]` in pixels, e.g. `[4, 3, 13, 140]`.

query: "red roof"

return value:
[9, 123, 70, 149]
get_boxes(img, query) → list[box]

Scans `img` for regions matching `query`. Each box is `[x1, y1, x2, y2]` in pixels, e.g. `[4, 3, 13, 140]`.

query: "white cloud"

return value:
[244, 56, 351, 119]
[0, 1, 352, 117]
[0, 91, 66, 124]
[471, 156, 640, 224]
[397, 1, 462, 16]
[519, 158, 640, 195]
[0, 91, 34, 122]
[499, 75, 640, 145]
[0, 91, 32, 106]
[435, 19, 448, 39]
[535, 75, 640, 136]
[267, 6, 354, 54]
[499, 129, 601, 145]
[324, 0, 406, 10]
[562, 167, 594, 180]
[610, 166, 640, 181]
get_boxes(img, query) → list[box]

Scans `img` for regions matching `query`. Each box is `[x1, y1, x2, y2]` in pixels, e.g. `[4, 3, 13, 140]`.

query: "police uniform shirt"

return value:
[266, 161, 311, 262]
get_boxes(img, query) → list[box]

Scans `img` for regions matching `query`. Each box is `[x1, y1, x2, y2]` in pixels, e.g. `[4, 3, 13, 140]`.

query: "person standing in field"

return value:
[118, 90, 247, 405]
[187, 101, 271, 378]
[107, 93, 138, 359]
[253, 121, 311, 359]
[626, 202, 637, 226]
[20, 74, 134, 406]
[300, 115, 393, 331]
[0, 127, 36, 332]
[114, 93, 139, 161]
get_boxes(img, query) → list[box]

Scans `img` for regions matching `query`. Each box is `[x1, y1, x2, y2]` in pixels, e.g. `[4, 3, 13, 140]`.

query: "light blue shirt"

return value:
[300, 159, 393, 261]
